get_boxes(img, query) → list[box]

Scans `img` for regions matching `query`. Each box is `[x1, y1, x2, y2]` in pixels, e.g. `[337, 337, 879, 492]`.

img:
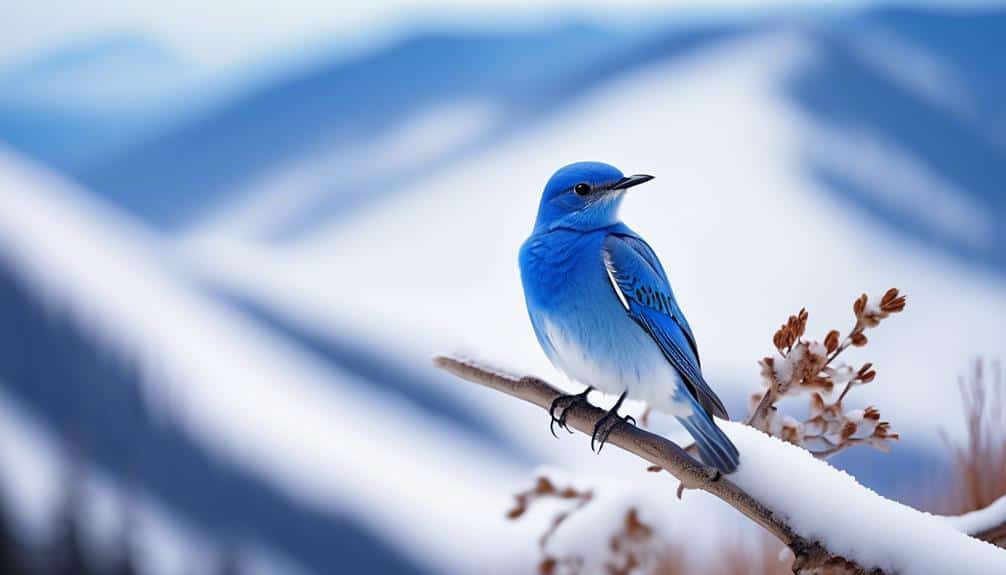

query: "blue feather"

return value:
[678, 392, 740, 473]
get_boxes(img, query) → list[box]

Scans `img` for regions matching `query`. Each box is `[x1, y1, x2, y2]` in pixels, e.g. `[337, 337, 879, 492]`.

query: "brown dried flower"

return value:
[749, 289, 905, 459]
[824, 330, 840, 354]
[853, 293, 867, 316]
[773, 308, 809, 354]
[880, 288, 907, 313]
[856, 363, 876, 384]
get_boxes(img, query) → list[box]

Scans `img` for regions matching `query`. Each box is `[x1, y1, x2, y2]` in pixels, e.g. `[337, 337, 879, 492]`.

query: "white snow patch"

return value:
[727, 421, 1006, 573]
[946, 494, 1006, 537]
[803, 120, 995, 250]
[0, 387, 221, 575]
[0, 147, 530, 574]
[847, 26, 976, 121]
[0, 386, 66, 542]
[191, 99, 498, 239]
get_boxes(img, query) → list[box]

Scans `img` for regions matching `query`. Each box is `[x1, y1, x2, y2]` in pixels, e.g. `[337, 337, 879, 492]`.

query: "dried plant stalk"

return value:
[746, 289, 904, 459]
[934, 359, 1006, 548]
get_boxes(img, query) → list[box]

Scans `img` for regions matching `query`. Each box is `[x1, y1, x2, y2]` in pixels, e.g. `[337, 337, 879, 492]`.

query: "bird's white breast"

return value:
[540, 315, 692, 416]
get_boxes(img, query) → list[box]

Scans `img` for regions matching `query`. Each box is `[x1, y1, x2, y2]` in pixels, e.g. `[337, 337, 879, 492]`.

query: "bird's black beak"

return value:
[611, 174, 654, 190]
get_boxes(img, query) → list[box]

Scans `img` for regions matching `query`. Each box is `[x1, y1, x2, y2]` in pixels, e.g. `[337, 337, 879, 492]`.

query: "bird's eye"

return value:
[574, 183, 591, 196]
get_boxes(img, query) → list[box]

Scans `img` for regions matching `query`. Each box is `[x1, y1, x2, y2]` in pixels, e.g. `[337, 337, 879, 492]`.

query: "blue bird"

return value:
[519, 161, 740, 473]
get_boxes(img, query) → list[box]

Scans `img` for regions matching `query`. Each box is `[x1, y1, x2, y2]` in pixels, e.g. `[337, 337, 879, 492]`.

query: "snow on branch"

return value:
[434, 288, 1006, 574]
[948, 494, 1006, 545]
[436, 355, 1006, 573]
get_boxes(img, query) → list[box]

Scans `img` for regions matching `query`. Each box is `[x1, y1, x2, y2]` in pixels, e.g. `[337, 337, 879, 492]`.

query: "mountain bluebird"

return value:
[519, 161, 740, 473]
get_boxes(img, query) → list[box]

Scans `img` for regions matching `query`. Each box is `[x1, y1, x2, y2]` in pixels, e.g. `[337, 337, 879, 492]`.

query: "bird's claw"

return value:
[548, 388, 592, 438]
[591, 406, 636, 453]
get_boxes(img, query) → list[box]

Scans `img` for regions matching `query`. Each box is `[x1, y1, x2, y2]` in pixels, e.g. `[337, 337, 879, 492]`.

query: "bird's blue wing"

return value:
[609, 233, 701, 366]
[601, 232, 729, 419]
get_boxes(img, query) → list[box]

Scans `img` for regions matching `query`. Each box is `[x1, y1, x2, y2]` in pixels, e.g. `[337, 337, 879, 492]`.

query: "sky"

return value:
[1, 0, 915, 70]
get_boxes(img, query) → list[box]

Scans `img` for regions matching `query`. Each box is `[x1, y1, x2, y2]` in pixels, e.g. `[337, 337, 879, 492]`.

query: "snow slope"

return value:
[0, 34, 199, 172]
[0, 148, 542, 574]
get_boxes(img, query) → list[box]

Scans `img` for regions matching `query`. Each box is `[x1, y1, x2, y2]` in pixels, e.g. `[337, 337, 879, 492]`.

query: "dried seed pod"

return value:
[810, 376, 835, 392]
[796, 308, 808, 339]
[873, 422, 894, 438]
[856, 362, 877, 383]
[860, 313, 882, 328]
[535, 477, 556, 494]
[840, 421, 858, 440]
[880, 288, 907, 313]
[778, 416, 805, 445]
[853, 293, 868, 316]
[824, 329, 840, 353]
[773, 327, 790, 353]
[852, 407, 881, 437]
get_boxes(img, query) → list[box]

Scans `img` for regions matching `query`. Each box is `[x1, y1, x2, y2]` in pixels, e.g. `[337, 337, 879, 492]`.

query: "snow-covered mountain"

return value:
[11, 22, 741, 230]
[1, 5, 1005, 574]
[0, 149, 534, 574]
[0, 34, 200, 172]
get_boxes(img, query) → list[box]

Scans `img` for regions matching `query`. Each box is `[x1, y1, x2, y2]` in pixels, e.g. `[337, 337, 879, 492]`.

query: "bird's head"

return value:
[533, 161, 653, 232]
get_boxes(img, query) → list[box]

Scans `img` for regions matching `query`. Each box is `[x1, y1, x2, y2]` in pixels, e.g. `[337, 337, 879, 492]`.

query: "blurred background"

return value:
[1, 1, 1005, 573]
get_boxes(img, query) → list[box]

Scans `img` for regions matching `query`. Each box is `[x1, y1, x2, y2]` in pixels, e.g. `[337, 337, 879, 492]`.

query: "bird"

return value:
[518, 161, 740, 474]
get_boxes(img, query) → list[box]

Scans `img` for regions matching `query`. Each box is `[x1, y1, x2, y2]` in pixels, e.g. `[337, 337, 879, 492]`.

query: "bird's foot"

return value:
[591, 391, 634, 453]
[590, 412, 635, 452]
[548, 387, 593, 437]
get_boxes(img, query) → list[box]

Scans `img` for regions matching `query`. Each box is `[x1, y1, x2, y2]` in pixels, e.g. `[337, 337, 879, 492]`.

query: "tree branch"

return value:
[436, 355, 1006, 573]
[435, 355, 884, 574]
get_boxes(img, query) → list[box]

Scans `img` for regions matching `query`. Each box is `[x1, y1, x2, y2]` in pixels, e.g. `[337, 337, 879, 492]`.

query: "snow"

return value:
[0, 385, 66, 542]
[191, 99, 499, 240]
[0, 147, 534, 574]
[726, 421, 1006, 573]
[516, 466, 765, 571]
[946, 494, 1006, 537]
[0, 386, 221, 575]
[803, 120, 994, 249]
[845, 26, 975, 121]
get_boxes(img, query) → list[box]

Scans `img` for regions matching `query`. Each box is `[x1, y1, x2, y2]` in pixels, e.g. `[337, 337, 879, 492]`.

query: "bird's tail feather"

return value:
[677, 396, 740, 474]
